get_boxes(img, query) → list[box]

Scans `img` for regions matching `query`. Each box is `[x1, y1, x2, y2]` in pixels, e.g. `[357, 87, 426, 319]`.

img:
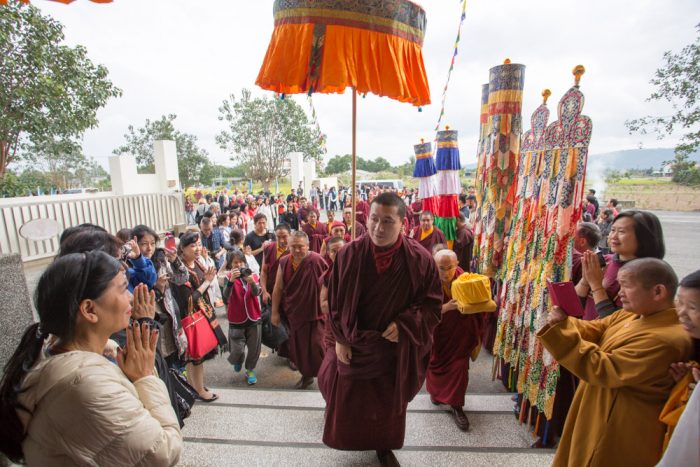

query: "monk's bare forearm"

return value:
[320, 285, 329, 315]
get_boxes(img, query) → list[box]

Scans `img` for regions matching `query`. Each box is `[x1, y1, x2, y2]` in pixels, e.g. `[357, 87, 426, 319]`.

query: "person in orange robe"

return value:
[409, 211, 446, 253]
[426, 249, 483, 432]
[537, 258, 692, 467]
[272, 230, 328, 389]
[319, 193, 442, 466]
[301, 210, 327, 253]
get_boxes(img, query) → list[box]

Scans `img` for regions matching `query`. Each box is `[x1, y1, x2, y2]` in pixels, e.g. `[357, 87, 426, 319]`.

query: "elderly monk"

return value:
[272, 230, 328, 389]
[301, 210, 327, 253]
[537, 258, 692, 467]
[342, 207, 366, 240]
[452, 213, 474, 272]
[319, 192, 442, 466]
[409, 211, 446, 253]
[426, 249, 483, 432]
[320, 222, 347, 264]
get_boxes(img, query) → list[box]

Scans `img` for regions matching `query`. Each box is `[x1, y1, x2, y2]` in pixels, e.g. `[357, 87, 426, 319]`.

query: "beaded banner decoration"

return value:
[493, 67, 592, 417]
[473, 61, 525, 279]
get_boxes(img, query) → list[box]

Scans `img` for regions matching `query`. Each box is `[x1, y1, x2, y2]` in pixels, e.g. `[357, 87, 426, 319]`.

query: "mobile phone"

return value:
[164, 237, 176, 250]
[596, 251, 606, 268]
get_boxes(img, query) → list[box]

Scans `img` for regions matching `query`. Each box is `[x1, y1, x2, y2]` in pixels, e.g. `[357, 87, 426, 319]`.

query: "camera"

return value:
[239, 267, 253, 279]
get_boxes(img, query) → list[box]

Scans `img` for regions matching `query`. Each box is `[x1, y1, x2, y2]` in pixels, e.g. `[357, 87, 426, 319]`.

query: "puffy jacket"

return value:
[17, 350, 182, 466]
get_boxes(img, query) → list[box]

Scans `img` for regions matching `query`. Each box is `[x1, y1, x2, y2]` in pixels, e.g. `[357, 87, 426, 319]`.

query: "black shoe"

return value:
[376, 450, 401, 467]
[294, 375, 314, 389]
[451, 406, 470, 431]
[430, 397, 441, 406]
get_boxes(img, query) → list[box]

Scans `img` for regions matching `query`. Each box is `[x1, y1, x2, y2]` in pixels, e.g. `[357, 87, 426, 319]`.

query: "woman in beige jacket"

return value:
[0, 251, 183, 466]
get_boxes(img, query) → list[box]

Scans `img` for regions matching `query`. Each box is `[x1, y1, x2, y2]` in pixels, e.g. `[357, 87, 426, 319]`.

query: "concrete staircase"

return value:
[179, 387, 554, 466]
[179, 305, 555, 467]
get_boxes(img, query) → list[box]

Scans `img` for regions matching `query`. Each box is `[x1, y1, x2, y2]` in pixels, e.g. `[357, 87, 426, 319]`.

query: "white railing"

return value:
[0, 192, 185, 262]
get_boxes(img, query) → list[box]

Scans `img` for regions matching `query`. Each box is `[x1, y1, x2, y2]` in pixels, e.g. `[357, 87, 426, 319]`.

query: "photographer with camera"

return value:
[222, 250, 263, 385]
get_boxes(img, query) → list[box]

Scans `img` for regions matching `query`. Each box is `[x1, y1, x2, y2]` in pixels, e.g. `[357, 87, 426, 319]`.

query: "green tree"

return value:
[216, 89, 324, 191]
[325, 154, 352, 174]
[22, 136, 90, 189]
[113, 114, 211, 188]
[199, 163, 247, 186]
[0, 2, 121, 178]
[626, 23, 700, 185]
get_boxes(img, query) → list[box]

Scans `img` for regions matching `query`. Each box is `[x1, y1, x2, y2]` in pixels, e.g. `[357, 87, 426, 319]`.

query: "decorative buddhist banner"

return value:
[493, 67, 592, 417]
[434, 129, 461, 248]
[413, 140, 439, 214]
[473, 61, 525, 278]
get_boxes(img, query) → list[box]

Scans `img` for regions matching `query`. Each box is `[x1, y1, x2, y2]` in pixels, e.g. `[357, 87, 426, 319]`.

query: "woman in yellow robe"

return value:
[537, 258, 692, 467]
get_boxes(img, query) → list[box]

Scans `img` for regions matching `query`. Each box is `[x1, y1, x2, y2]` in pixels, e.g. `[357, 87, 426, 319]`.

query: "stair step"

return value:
[204, 387, 515, 413]
[179, 441, 554, 466]
[181, 404, 540, 449]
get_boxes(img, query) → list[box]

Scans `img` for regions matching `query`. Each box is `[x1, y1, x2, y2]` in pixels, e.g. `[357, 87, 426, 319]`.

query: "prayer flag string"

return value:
[433, 0, 468, 132]
[307, 94, 328, 154]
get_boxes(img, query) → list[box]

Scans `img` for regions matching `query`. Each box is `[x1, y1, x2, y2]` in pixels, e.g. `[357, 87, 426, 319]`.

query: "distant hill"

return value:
[460, 148, 699, 174]
[588, 148, 699, 171]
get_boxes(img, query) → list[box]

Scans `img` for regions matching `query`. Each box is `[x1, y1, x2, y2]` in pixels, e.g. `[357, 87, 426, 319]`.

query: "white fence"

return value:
[0, 192, 185, 262]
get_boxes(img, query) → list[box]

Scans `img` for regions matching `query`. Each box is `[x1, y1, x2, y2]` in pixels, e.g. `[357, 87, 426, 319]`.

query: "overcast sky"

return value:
[36, 0, 699, 169]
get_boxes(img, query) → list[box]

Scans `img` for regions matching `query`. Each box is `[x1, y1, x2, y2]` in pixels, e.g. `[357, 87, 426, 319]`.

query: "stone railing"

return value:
[0, 191, 185, 262]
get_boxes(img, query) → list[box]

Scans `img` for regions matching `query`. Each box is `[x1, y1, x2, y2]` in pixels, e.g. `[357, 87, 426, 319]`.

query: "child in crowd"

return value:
[222, 250, 262, 385]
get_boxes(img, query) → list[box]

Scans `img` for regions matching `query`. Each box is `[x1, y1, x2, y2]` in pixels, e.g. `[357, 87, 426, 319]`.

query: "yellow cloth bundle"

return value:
[451, 272, 497, 315]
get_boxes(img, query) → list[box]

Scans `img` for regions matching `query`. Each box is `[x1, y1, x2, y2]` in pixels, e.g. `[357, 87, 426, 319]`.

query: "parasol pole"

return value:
[351, 88, 357, 240]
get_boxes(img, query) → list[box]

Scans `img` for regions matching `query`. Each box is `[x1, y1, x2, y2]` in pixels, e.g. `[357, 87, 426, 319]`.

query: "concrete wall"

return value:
[110, 140, 181, 195]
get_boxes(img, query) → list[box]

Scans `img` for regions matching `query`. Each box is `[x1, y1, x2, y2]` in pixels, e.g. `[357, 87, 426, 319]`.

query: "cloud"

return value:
[36, 0, 699, 170]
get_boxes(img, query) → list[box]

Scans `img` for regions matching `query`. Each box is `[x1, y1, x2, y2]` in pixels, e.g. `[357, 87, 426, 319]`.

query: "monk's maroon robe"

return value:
[319, 234, 442, 450]
[452, 225, 474, 272]
[356, 200, 370, 227]
[279, 252, 327, 377]
[426, 267, 484, 407]
[301, 222, 327, 253]
[263, 242, 290, 356]
[343, 221, 366, 242]
[411, 226, 446, 253]
[262, 242, 289, 296]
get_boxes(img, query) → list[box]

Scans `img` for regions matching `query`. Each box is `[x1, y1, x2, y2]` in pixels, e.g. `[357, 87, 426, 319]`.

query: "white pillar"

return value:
[154, 140, 180, 192]
[109, 155, 138, 195]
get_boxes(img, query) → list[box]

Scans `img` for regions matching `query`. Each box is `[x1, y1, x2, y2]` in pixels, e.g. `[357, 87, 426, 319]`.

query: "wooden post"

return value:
[351, 88, 357, 240]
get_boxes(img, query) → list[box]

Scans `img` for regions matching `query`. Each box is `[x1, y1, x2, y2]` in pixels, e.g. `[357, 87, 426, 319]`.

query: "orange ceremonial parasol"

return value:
[256, 0, 431, 237]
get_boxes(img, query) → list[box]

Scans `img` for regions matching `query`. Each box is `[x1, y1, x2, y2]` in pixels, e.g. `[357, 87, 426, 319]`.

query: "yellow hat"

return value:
[451, 272, 497, 315]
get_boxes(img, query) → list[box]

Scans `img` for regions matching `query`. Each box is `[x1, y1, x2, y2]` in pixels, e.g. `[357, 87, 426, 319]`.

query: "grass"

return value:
[613, 177, 673, 186]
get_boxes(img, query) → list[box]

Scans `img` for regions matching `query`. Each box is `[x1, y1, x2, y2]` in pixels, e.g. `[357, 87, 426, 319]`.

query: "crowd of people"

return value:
[0, 182, 697, 467]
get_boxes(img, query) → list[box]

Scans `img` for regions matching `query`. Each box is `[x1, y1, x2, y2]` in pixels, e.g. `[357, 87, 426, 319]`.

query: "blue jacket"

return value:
[127, 254, 158, 292]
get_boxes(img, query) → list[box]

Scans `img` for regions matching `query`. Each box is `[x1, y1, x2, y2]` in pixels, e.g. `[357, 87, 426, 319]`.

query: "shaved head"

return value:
[621, 258, 678, 296]
[434, 249, 458, 264]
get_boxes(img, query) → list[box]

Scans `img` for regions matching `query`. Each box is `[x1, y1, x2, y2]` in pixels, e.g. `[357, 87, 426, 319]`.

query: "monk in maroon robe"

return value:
[426, 249, 483, 431]
[272, 230, 328, 389]
[260, 223, 291, 358]
[320, 221, 347, 263]
[301, 210, 327, 253]
[342, 207, 366, 240]
[452, 214, 474, 272]
[320, 236, 345, 351]
[319, 193, 442, 465]
[356, 197, 370, 227]
[409, 210, 446, 253]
